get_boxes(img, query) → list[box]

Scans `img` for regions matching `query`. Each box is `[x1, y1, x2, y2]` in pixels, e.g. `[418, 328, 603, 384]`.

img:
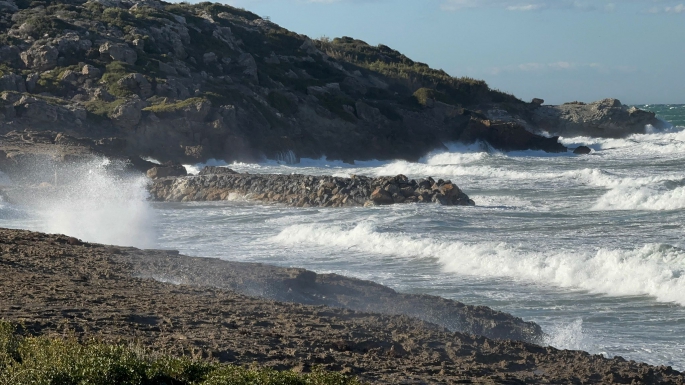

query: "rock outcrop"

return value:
[0, 130, 153, 184]
[0, 0, 574, 166]
[532, 99, 666, 138]
[149, 167, 475, 207]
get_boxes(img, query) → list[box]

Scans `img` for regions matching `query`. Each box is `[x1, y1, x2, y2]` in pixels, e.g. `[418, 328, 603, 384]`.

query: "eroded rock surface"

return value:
[533, 99, 666, 138]
[149, 168, 476, 207]
[1, 228, 683, 384]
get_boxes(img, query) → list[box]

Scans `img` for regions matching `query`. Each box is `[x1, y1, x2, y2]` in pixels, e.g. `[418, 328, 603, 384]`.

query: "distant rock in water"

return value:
[198, 166, 237, 176]
[573, 146, 592, 155]
[532, 99, 666, 138]
[148, 172, 475, 208]
[146, 163, 187, 179]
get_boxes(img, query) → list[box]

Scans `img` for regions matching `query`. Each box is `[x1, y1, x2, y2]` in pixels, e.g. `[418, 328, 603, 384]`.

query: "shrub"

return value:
[142, 97, 207, 113]
[85, 98, 126, 121]
[101, 61, 135, 98]
[0, 321, 359, 385]
[413, 87, 454, 107]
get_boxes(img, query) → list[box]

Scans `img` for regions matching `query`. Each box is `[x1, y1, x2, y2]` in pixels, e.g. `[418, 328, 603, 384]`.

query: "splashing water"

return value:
[0, 158, 156, 248]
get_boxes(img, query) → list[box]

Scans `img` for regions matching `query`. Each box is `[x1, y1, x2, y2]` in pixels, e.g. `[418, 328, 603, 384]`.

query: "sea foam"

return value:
[12, 158, 156, 248]
[272, 222, 685, 305]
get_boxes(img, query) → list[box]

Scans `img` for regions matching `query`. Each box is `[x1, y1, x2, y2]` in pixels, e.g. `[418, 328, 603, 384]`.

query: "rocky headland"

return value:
[2, 227, 684, 384]
[0, 0, 664, 169]
[148, 166, 475, 207]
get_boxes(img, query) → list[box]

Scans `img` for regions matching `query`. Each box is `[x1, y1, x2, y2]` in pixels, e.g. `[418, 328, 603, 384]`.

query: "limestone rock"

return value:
[99, 42, 138, 65]
[532, 98, 665, 138]
[110, 98, 145, 129]
[81, 64, 101, 78]
[20, 45, 59, 71]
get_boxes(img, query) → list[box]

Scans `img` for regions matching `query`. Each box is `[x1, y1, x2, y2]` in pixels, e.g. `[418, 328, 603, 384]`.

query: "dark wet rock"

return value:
[149, 173, 475, 208]
[460, 118, 567, 153]
[198, 166, 238, 175]
[573, 145, 592, 155]
[146, 163, 187, 179]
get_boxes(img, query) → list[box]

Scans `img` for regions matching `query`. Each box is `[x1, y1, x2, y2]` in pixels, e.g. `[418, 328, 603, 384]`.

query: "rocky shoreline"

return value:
[148, 166, 476, 207]
[1, 228, 683, 384]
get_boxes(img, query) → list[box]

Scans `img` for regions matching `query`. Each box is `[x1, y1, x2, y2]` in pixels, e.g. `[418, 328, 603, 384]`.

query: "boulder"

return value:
[99, 42, 137, 65]
[198, 166, 237, 176]
[20, 45, 59, 71]
[460, 118, 567, 153]
[81, 64, 101, 78]
[370, 187, 393, 205]
[532, 98, 665, 138]
[573, 146, 592, 155]
[110, 98, 145, 129]
[147, 163, 187, 179]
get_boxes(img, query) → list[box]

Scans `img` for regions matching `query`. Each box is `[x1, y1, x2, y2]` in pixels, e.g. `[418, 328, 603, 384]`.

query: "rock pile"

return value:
[149, 167, 475, 207]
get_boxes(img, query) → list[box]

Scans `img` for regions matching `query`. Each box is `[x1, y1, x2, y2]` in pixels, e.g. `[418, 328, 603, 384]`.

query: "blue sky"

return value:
[180, 0, 683, 104]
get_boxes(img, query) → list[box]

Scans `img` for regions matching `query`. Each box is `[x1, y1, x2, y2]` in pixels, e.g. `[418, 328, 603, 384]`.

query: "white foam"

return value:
[544, 319, 592, 351]
[183, 158, 230, 175]
[29, 158, 156, 248]
[593, 184, 685, 211]
[272, 223, 685, 305]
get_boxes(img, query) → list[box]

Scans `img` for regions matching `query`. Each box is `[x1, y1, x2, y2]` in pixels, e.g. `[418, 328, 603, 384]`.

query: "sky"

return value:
[178, 0, 684, 104]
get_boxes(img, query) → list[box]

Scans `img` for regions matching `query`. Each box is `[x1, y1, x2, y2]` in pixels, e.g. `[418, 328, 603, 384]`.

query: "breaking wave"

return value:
[272, 222, 685, 305]
[1, 158, 156, 248]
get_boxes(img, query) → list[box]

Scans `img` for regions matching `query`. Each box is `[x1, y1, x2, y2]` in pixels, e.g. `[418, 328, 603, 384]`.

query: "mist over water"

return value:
[1, 105, 685, 369]
[0, 158, 156, 248]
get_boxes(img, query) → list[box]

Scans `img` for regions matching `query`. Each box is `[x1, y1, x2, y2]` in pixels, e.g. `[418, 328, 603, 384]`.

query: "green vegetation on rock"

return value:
[0, 321, 359, 385]
[143, 97, 207, 113]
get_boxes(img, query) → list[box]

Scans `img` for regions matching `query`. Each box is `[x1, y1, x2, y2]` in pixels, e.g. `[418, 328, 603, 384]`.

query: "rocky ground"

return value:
[148, 166, 475, 207]
[1, 227, 683, 384]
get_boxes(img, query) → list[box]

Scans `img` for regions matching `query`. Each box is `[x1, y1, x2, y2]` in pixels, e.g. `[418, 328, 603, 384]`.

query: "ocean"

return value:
[1, 104, 684, 369]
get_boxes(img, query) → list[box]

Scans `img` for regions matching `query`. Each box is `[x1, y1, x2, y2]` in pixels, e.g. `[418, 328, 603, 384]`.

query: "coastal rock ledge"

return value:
[149, 168, 475, 207]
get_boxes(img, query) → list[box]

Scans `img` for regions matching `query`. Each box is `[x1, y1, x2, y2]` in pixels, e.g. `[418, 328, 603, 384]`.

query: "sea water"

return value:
[1, 105, 684, 368]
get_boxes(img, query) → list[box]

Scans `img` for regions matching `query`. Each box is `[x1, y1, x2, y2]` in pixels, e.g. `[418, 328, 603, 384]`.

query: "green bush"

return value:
[143, 97, 207, 113]
[101, 62, 135, 98]
[85, 98, 126, 121]
[412, 87, 454, 107]
[0, 320, 360, 385]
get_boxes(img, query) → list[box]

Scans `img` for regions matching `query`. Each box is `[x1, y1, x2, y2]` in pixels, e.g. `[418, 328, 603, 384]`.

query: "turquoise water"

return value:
[1, 104, 684, 369]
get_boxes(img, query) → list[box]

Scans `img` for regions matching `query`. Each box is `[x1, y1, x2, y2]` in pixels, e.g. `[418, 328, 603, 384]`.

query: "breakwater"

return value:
[148, 167, 475, 207]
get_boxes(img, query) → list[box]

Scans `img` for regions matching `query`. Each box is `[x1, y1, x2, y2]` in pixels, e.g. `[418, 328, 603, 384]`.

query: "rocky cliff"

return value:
[0, 0, 661, 167]
[532, 98, 666, 138]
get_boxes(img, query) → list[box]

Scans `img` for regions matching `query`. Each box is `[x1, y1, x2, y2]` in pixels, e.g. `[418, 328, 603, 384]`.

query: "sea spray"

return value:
[271, 222, 685, 305]
[2, 157, 156, 248]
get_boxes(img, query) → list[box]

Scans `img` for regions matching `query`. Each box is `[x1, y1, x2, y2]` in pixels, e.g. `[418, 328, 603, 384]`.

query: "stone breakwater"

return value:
[148, 167, 475, 207]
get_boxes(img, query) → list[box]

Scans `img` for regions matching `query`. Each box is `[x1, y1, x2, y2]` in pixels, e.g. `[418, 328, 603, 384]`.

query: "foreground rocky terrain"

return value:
[0, 0, 662, 166]
[0, 228, 683, 384]
[149, 166, 476, 207]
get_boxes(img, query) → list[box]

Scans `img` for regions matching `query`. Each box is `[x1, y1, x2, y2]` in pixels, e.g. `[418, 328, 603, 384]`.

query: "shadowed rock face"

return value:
[532, 99, 666, 138]
[148, 168, 476, 207]
[1, 228, 684, 384]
